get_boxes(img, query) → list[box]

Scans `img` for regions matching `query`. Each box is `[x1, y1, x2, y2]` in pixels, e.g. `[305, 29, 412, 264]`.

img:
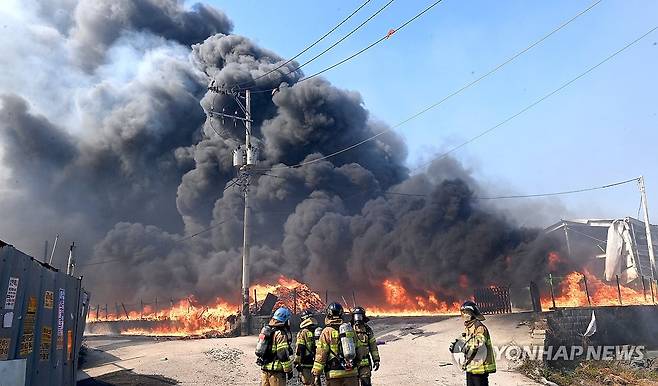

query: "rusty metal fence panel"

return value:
[474, 286, 512, 314]
[0, 242, 89, 386]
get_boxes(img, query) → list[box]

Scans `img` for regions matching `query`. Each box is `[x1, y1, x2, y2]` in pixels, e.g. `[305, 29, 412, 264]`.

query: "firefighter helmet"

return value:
[300, 309, 314, 321]
[352, 306, 369, 323]
[273, 307, 292, 323]
[460, 300, 485, 321]
[326, 302, 344, 318]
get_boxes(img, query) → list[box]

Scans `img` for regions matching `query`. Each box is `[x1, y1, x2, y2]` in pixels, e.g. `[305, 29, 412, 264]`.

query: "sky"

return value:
[209, 0, 658, 224]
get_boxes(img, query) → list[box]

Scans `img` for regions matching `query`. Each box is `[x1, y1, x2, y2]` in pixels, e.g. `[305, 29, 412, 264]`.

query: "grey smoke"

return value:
[0, 0, 570, 308]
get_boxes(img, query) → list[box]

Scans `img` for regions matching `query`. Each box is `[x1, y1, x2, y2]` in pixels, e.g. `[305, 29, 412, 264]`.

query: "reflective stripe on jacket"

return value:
[354, 323, 379, 368]
[464, 320, 496, 374]
[312, 317, 358, 379]
[261, 320, 293, 373]
[295, 328, 316, 368]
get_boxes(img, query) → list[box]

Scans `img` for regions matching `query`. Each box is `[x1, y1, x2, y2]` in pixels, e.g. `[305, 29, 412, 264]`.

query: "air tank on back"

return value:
[339, 322, 356, 366]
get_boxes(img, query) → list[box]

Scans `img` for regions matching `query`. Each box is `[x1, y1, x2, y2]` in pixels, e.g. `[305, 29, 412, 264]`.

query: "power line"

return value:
[251, 0, 446, 94]
[236, 0, 392, 91]
[411, 25, 657, 172]
[260, 0, 603, 169]
[475, 177, 639, 200]
[232, 0, 373, 90]
[381, 177, 639, 200]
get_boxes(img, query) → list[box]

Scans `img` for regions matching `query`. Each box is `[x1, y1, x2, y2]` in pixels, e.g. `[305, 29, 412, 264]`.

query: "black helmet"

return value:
[460, 300, 485, 321]
[352, 306, 369, 323]
[326, 302, 344, 318]
[300, 309, 314, 321]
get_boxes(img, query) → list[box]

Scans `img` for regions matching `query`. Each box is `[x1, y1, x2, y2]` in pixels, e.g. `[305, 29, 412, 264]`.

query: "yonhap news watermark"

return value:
[494, 345, 646, 361]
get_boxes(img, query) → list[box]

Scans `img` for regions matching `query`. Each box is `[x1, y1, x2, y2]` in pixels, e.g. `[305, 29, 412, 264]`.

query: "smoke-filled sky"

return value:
[215, 0, 658, 220]
[0, 0, 654, 306]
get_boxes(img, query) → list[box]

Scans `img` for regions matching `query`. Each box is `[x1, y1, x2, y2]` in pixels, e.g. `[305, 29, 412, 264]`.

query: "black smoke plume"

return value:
[0, 0, 568, 307]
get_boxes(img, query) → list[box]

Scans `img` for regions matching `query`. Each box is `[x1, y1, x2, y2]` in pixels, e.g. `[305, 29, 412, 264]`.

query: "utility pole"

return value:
[242, 89, 253, 336]
[207, 81, 258, 335]
[639, 176, 656, 281]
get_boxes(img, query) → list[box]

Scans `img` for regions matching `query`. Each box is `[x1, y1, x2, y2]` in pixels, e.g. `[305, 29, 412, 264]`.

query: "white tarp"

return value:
[582, 311, 597, 337]
[605, 220, 639, 283]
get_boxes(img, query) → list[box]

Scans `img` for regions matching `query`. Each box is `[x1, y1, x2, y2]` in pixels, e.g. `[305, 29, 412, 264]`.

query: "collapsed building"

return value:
[546, 217, 658, 284]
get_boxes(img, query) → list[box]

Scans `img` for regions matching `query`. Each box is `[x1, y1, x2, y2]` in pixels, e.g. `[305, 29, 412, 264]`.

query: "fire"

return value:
[250, 275, 305, 300]
[87, 275, 326, 337]
[548, 251, 561, 272]
[251, 276, 325, 313]
[367, 279, 460, 316]
[88, 297, 240, 337]
[88, 275, 465, 337]
[541, 270, 651, 309]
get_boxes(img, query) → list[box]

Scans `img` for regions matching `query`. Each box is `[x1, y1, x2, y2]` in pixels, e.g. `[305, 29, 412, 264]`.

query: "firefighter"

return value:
[295, 310, 319, 386]
[351, 307, 379, 386]
[260, 307, 294, 386]
[449, 301, 496, 386]
[312, 302, 359, 386]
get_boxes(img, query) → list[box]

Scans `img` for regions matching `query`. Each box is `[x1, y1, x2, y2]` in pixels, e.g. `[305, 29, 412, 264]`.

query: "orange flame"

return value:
[88, 297, 240, 337]
[548, 251, 561, 272]
[367, 279, 460, 316]
[541, 270, 651, 309]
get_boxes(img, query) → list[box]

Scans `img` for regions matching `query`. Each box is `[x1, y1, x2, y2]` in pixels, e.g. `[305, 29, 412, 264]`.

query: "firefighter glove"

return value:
[295, 364, 302, 373]
[287, 372, 293, 380]
[373, 361, 380, 371]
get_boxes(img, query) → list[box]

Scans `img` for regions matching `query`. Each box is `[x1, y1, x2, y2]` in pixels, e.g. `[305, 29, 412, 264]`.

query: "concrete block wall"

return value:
[546, 305, 658, 349]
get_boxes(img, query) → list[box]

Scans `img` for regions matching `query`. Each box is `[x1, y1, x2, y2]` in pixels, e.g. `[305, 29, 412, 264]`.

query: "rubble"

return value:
[205, 346, 245, 363]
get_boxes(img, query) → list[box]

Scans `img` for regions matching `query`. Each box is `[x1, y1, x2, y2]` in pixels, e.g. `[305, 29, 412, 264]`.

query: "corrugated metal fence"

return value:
[0, 241, 90, 386]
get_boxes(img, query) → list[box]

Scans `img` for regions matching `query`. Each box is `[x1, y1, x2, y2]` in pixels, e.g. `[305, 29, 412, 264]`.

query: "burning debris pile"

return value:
[251, 276, 325, 315]
[87, 297, 240, 337]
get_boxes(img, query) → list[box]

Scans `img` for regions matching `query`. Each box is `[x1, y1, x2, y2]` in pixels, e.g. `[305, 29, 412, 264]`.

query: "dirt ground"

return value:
[78, 314, 541, 386]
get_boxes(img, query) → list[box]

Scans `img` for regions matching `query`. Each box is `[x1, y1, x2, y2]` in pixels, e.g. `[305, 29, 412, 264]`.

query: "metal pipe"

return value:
[549, 274, 556, 309]
[639, 176, 657, 281]
[253, 289, 258, 315]
[121, 303, 129, 320]
[67, 242, 75, 275]
[563, 223, 572, 259]
[48, 234, 59, 265]
[616, 275, 622, 305]
[582, 273, 591, 307]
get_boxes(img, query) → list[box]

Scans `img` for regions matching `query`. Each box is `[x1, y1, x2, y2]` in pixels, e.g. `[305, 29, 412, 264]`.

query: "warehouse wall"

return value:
[0, 241, 89, 386]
